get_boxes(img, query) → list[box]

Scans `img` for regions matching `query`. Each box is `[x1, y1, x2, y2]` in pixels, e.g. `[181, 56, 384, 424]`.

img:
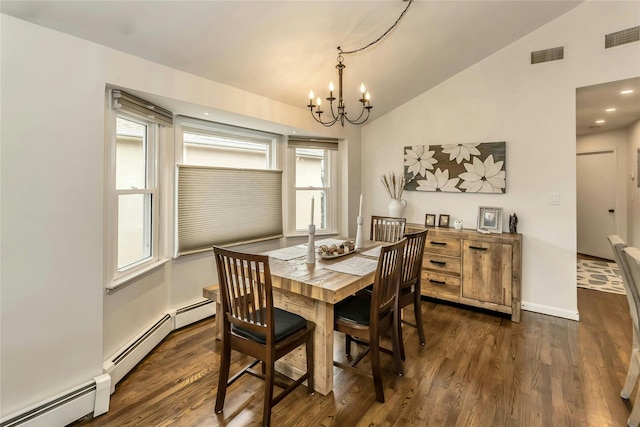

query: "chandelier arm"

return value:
[344, 106, 371, 125]
[339, 0, 413, 56]
[343, 104, 367, 124]
[311, 110, 339, 127]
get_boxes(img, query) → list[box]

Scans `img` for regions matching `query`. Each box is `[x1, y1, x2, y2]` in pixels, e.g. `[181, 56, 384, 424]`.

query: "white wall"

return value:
[629, 119, 640, 247]
[361, 1, 640, 320]
[0, 14, 357, 417]
[577, 128, 629, 243]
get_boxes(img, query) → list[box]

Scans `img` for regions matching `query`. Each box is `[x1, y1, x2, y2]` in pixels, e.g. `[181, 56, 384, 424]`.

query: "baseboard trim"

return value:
[521, 301, 580, 321]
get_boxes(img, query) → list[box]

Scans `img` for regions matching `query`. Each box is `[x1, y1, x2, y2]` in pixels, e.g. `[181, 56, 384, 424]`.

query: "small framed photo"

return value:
[425, 213, 436, 227]
[477, 206, 503, 233]
[438, 214, 450, 227]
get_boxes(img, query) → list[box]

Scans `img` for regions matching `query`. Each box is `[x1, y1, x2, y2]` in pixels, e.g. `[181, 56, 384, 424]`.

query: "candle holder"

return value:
[306, 224, 316, 264]
[355, 216, 364, 250]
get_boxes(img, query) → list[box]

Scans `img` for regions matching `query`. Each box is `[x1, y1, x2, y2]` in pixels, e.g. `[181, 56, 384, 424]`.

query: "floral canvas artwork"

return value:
[403, 142, 506, 193]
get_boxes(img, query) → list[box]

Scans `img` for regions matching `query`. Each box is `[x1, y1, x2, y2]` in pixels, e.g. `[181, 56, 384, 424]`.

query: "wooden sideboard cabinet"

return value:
[406, 224, 522, 322]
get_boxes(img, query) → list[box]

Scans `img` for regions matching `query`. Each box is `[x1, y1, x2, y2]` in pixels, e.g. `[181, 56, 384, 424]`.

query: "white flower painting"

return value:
[404, 145, 437, 178]
[403, 142, 506, 193]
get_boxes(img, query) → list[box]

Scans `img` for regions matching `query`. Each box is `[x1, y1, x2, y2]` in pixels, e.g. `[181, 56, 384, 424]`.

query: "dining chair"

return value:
[397, 229, 428, 360]
[213, 246, 315, 427]
[370, 215, 407, 243]
[622, 245, 640, 427]
[333, 238, 407, 403]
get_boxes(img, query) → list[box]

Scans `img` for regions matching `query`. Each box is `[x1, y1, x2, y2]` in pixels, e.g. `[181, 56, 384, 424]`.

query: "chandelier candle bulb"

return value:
[309, 90, 314, 105]
[329, 82, 334, 92]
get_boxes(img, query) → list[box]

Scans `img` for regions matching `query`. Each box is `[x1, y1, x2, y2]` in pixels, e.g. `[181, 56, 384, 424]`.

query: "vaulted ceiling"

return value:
[2, 0, 587, 124]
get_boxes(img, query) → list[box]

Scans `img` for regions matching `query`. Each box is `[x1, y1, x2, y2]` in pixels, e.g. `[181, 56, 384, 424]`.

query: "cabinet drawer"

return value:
[423, 253, 461, 275]
[421, 271, 460, 297]
[425, 236, 461, 257]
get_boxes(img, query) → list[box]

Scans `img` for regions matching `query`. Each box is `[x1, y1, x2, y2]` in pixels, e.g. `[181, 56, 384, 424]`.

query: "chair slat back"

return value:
[623, 246, 640, 332]
[401, 230, 428, 293]
[371, 238, 406, 323]
[371, 216, 406, 243]
[608, 236, 639, 328]
[214, 246, 273, 339]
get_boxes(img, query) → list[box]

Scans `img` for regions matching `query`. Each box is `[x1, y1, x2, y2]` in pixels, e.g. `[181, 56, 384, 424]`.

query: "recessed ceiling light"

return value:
[621, 89, 635, 94]
[204, 112, 210, 115]
[595, 119, 605, 124]
[605, 108, 617, 112]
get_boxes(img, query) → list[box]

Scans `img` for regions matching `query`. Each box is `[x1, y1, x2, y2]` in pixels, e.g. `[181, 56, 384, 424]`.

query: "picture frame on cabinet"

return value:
[438, 214, 450, 227]
[477, 206, 503, 233]
[425, 214, 436, 227]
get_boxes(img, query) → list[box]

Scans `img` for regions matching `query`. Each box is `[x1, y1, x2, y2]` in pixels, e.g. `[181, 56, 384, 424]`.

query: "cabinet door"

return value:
[462, 240, 512, 306]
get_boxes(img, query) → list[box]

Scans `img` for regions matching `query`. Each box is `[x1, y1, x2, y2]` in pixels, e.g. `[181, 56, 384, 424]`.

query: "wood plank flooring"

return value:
[71, 289, 635, 426]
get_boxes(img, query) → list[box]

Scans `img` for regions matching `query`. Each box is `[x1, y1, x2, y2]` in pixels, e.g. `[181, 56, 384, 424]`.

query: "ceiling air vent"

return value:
[605, 26, 640, 49]
[531, 46, 564, 64]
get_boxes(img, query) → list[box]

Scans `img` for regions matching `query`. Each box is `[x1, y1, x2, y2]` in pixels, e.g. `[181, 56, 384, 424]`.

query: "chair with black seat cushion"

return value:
[333, 238, 406, 403]
[213, 246, 315, 427]
[397, 229, 428, 359]
[371, 215, 406, 243]
[621, 244, 640, 427]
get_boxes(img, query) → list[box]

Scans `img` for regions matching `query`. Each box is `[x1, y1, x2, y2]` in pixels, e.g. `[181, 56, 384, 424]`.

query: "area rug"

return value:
[577, 259, 625, 295]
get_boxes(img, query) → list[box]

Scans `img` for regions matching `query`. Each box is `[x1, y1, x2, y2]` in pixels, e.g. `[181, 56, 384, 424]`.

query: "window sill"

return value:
[106, 258, 170, 293]
[286, 231, 339, 239]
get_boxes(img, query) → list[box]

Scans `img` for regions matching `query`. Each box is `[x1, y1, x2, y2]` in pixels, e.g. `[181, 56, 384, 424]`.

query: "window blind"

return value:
[112, 90, 173, 127]
[176, 165, 283, 256]
[287, 136, 339, 150]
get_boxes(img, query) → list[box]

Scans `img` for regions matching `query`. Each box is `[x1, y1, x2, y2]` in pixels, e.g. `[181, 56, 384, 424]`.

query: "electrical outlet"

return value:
[551, 193, 560, 205]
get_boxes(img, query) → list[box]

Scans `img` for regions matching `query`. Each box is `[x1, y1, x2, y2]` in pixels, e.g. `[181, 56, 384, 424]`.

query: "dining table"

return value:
[203, 238, 384, 396]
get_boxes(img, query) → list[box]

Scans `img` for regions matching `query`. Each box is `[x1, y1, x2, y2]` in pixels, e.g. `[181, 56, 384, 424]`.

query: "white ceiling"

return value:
[2, 0, 590, 125]
[576, 77, 640, 136]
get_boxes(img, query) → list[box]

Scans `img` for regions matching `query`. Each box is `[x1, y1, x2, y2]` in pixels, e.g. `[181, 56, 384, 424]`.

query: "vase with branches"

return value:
[380, 172, 407, 218]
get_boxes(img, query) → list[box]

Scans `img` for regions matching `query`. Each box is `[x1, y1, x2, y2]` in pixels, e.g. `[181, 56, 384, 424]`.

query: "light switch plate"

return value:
[551, 193, 560, 205]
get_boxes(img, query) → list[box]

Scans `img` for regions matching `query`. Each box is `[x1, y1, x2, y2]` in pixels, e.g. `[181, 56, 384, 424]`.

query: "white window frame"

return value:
[177, 116, 276, 169]
[105, 108, 162, 290]
[287, 145, 337, 236]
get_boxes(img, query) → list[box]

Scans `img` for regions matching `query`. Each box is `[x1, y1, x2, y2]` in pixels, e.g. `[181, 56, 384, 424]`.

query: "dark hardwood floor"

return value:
[71, 289, 635, 426]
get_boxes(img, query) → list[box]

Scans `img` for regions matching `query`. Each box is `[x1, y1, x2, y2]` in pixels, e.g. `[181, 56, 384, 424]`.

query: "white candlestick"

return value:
[358, 193, 363, 218]
[311, 196, 314, 225]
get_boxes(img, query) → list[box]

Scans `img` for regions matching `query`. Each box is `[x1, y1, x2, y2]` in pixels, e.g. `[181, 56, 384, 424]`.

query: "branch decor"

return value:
[380, 172, 405, 200]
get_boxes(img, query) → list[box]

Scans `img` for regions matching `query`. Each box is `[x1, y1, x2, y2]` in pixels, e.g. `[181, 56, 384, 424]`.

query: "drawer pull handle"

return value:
[430, 260, 446, 266]
[430, 241, 447, 246]
[429, 279, 446, 285]
[469, 246, 487, 251]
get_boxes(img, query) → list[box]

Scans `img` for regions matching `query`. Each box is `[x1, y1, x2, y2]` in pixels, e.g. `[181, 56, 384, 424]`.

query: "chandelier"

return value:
[307, 49, 372, 127]
[306, 0, 413, 127]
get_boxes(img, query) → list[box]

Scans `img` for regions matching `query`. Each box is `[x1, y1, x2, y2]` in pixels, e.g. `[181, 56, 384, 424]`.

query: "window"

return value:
[288, 138, 338, 234]
[106, 90, 172, 289]
[114, 116, 157, 270]
[180, 117, 274, 169]
[176, 117, 281, 256]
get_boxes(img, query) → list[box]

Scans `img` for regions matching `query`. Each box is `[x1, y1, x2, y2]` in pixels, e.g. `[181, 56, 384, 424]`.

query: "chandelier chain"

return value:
[339, 0, 413, 56]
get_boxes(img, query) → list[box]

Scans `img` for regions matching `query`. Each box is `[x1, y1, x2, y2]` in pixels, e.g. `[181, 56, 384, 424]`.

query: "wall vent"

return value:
[531, 46, 564, 64]
[605, 26, 640, 49]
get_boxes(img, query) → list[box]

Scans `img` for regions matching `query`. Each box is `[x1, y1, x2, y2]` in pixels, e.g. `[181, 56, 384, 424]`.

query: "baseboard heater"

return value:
[174, 299, 215, 329]
[103, 314, 174, 393]
[0, 375, 110, 427]
[103, 299, 215, 393]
